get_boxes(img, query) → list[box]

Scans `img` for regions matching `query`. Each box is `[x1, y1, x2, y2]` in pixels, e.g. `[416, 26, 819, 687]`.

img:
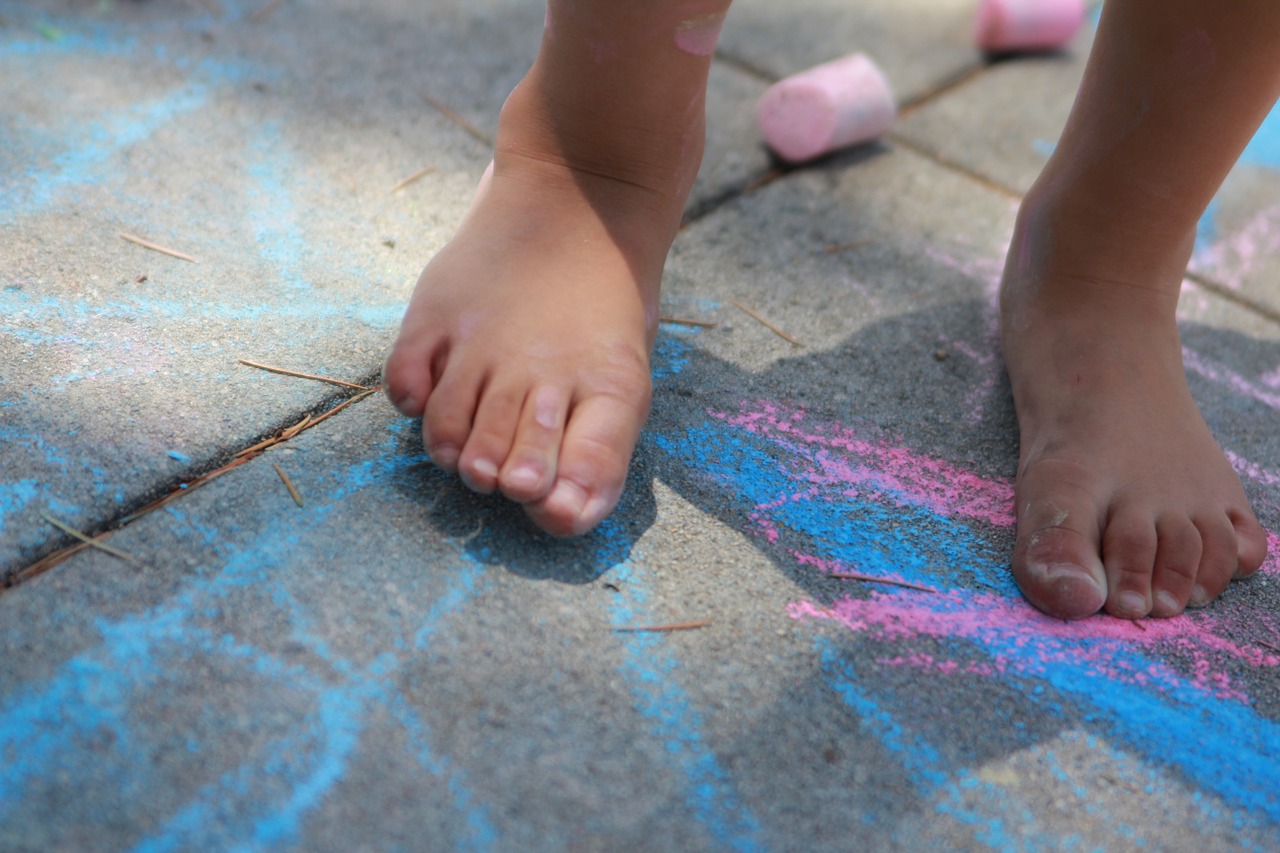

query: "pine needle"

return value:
[659, 315, 719, 328]
[614, 619, 713, 633]
[829, 572, 938, 593]
[822, 239, 871, 254]
[249, 0, 284, 23]
[390, 165, 437, 193]
[120, 232, 198, 262]
[729, 299, 805, 347]
[272, 464, 304, 507]
[40, 513, 137, 563]
[238, 359, 369, 390]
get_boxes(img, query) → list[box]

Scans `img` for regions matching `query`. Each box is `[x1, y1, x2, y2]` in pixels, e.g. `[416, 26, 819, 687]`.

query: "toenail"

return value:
[505, 465, 541, 490]
[431, 444, 460, 469]
[549, 479, 588, 518]
[1043, 562, 1101, 591]
[1188, 585, 1209, 608]
[1114, 591, 1147, 617]
[471, 458, 498, 480]
[1154, 590, 1180, 615]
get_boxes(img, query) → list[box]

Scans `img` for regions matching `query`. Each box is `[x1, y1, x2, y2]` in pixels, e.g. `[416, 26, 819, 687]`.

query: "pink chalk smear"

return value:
[674, 14, 724, 57]
[791, 592, 1280, 704]
[718, 401, 1015, 527]
[757, 53, 895, 164]
[974, 0, 1085, 53]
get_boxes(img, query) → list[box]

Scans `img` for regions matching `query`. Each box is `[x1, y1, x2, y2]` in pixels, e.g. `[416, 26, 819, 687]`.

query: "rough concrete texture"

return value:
[4, 0, 1280, 850]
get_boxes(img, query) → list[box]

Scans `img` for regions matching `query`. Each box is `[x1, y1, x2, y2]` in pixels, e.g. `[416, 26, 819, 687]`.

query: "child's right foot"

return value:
[384, 1, 728, 535]
[998, 0, 1280, 618]
[1001, 199, 1268, 620]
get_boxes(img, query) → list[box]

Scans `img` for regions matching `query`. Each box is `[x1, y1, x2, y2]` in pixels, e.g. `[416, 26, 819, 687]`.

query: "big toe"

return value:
[524, 388, 649, 537]
[1231, 507, 1269, 579]
[1012, 486, 1107, 620]
[383, 328, 442, 417]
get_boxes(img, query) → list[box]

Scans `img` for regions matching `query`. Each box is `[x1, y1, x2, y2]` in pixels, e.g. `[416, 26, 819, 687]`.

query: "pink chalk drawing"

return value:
[790, 593, 1279, 704]
[711, 399, 1280, 710]
[717, 400, 1015, 527]
[924, 246, 1006, 424]
[1184, 346, 1280, 412]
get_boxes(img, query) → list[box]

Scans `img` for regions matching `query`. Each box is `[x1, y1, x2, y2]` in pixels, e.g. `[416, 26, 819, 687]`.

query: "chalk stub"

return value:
[974, 0, 1086, 53]
[756, 53, 896, 164]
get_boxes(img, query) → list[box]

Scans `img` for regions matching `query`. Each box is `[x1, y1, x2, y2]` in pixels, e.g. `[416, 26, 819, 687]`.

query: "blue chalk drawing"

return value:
[603, 529, 768, 853]
[0, 479, 40, 531]
[0, 439, 499, 850]
[653, 410, 1280, 838]
[2, 85, 210, 221]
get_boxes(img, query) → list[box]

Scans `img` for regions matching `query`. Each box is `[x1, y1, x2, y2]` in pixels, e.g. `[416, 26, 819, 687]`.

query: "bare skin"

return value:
[1003, 0, 1280, 619]
[384, 0, 731, 535]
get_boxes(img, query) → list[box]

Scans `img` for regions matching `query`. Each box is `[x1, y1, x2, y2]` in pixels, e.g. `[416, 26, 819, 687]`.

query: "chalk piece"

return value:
[974, 0, 1086, 53]
[756, 53, 896, 164]
[168, 450, 190, 463]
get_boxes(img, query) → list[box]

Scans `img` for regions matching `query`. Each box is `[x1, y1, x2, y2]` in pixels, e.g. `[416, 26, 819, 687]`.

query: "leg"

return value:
[384, 0, 731, 535]
[1003, 0, 1280, 619]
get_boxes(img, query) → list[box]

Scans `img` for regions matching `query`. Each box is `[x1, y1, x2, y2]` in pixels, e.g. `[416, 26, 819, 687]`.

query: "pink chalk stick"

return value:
[974, 0, 1086, 53]
[756, 54, 896, 164]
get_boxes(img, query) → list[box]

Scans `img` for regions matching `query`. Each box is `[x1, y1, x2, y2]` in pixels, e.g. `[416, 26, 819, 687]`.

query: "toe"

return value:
[498, 385, 571, 503]
[1012, 471, 1107, 620]
[457, 378, 525, 494]
[1149, 516, 1202, 617]
[1189, 513, 1240, 607]
[422, 364, 483, 474]
[1230, 506, 1268, 579]
[525, 383, 650, 537]
[1101, 507, 1158, 618]
[384, 334, 444, 418]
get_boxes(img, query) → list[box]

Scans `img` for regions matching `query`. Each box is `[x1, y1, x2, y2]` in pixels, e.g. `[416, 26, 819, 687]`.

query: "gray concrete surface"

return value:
[3, 0, 1280, 850]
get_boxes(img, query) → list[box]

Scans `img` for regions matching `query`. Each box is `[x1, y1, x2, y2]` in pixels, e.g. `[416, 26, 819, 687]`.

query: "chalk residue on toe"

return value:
[674, 13, 725, 57]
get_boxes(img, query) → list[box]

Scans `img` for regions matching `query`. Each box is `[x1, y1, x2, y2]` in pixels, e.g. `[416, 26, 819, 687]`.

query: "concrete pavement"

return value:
[3, 0, 1280, 849]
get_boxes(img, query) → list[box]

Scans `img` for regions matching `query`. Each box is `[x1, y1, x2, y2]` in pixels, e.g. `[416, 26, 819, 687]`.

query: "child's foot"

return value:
[384, 50, 704, 535]
[1001, 197, 1268, 620]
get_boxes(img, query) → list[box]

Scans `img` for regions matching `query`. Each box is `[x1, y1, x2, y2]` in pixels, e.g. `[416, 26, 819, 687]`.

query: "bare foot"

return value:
[384, 48, 704, 535]
[1001, 199, 1268, 620]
